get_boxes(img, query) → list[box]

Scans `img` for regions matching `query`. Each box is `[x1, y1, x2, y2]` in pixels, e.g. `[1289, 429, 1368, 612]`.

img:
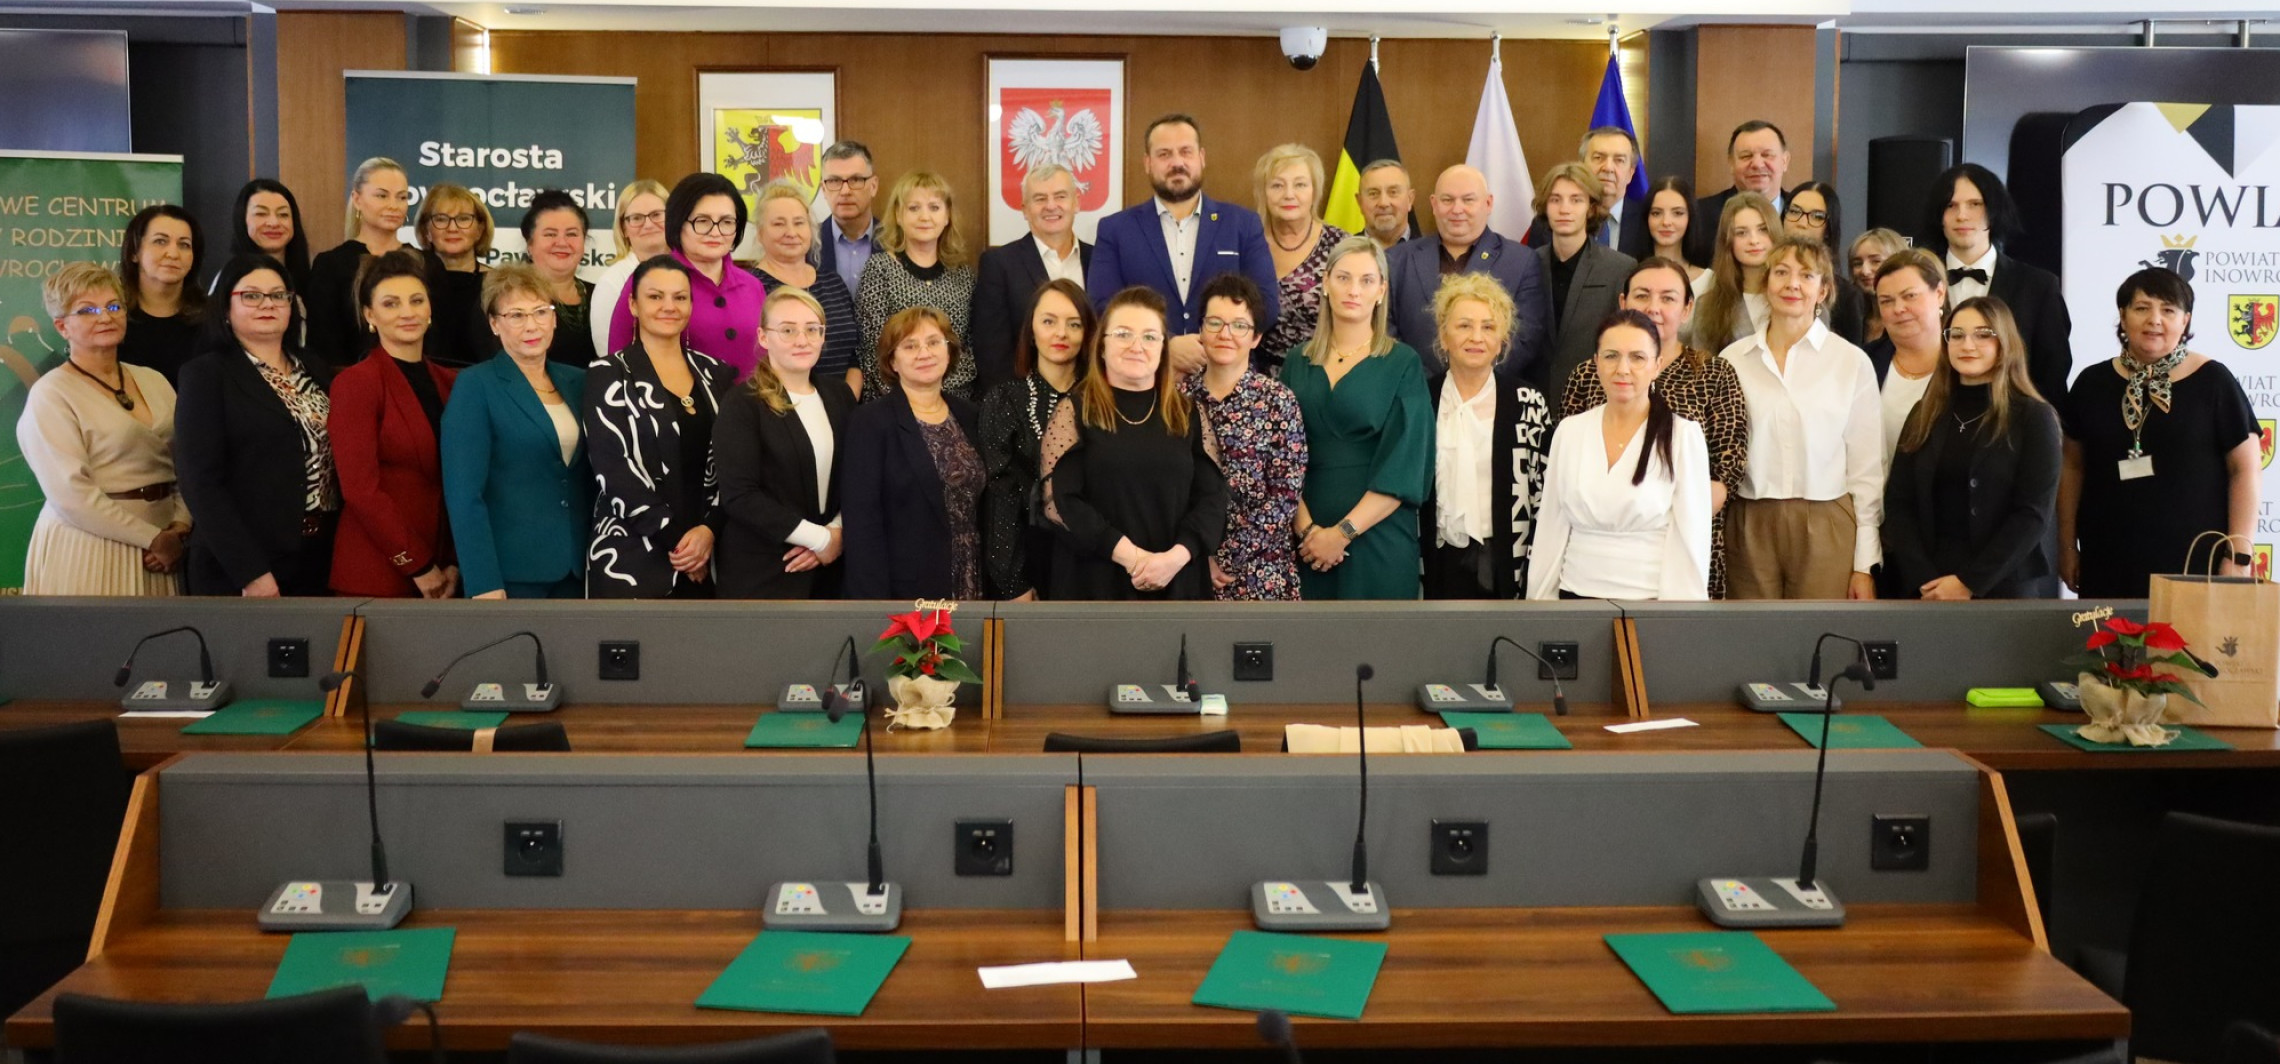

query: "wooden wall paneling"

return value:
[1692, 25, 1817, 195]
[276, 11, 407, 248]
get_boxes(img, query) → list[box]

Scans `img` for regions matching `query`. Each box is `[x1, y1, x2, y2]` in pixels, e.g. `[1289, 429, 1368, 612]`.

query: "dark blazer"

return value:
[303, 240, 371, 368]
[715, 377, 856, 599]
[1386, 229, 1552, 380]
[1828, 274, 1870, 349]
[440, 353, 591, 597]
[1419, 372, 1552, 599]
[968, 235, 1093, 392]
[1881, 396, 2062, 599]
[1984, 253, 2075, 404]
[811, 216, 882, 288]
[1523, 199, 1652, 260]
[583, 342, 736, 599]
[174, 347, 337, 592]
[327, 350, 456, 596]
[1533, 240, 1637, 400]
[840, 389, 983, 600]
[1087, 195, 1279, 336]
[1687, 186, 1784, 268]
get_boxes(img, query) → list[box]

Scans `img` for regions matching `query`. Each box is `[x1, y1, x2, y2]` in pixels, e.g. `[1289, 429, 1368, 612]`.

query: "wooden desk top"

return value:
[0, 700, 298, 770]
[287, 704, 997, 756]
[1639, 702, 2280, 771]
[3, 909, 1080, 1051]
[1081, 906, 2125, 1049]
[991, 702, 1618, 755]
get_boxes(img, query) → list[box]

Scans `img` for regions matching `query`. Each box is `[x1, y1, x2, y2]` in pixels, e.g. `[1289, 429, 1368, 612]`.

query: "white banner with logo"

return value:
[2063, 101, 2280, 572]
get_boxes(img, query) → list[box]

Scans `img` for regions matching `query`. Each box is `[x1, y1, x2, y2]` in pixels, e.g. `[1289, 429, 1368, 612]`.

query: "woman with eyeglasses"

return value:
[841, 306, 986, 599]
[175, 254, 338, 596]
[1039, 286, 1228, 601]
[1782, 180, 1868, 347]
[522, 189, 597, 369]
[1184, 273, 1306, 600]
[115, 204, 206, 387]
[17, 262, 190, 595]
[411, 182, 496, 369]
[717, 287, 858, 599]
[979, 278, 1094, 600]
[607, 172, 765, 381]
[746, 181, 861, 387]
[226, 179, 311, 348]
[1881, 296, 2060, 600]
[326, 249, 458, 599]
[855, 171, 977, 400]
[588, 178, 670, 357]
[305, 157, 411, 368]
[441, 263, 592, 599]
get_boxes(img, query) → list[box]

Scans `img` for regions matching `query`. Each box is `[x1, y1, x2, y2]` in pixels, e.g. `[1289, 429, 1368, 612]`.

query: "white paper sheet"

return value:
[1605, 717, 1698, 733]
[977, 959, 1138, 989]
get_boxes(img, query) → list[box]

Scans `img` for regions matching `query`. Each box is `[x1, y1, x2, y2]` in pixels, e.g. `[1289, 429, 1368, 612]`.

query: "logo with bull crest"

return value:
[2234, 296, 2278, 351]
[2140, 234, 2199, 281]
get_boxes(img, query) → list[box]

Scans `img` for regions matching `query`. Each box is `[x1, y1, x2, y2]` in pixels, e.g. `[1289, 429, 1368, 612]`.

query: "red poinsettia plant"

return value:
[2066, 616, 2212, 706]
[872, 606, 982, 684]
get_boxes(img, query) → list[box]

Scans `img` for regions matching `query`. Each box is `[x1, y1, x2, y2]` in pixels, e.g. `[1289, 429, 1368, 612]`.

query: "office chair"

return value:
[2223, 1021, 2280, 1064]
[1042, 730, 1241, 753]
[2116, 813, 2280, 1063]
[0, 719, 130, 1019]
[374, 719, 572, 751]
[508, 1029, 836, 1063]
[53, 986, 385, 1063]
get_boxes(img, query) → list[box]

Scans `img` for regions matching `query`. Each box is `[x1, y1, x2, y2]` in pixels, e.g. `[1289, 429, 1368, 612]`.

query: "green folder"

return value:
[1190, 930, 1387, 1021]
[1438, 712, 1573, 750]
[180, 699, 326, 736]
[393, 710, 510, 730]
[744, 712, 862, 749]
[1777, 713, 1923, 750]
[2038, 723, 2234, 753]
[266, 927, 455, 1002]
[696, 930, 909, 1016]
[1604, 931, 1834, 1014]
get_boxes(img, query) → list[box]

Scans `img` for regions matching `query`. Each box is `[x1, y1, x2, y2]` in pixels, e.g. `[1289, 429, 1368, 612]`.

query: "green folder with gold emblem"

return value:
[744, 712, 862, 748]
[1437, 712, 1573, 750]
[1190, 929, 1387, 1020]
[266, 927, 455, 1002]
[1776, 713, 1922, 750]
[696, 930, 909, 1016]
[180, 699, 326, 736]
[1605, 931, 1834, 1014]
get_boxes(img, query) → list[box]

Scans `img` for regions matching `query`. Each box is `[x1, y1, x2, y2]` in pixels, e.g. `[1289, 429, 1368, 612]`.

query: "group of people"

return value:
[14, 115, 2255, 604]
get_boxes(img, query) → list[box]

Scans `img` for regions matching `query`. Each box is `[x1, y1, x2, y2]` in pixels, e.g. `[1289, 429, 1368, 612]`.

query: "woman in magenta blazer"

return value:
[328, 250, 459, 597]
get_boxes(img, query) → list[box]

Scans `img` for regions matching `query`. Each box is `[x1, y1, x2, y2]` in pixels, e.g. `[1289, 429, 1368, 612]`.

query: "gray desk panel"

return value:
[0, 597, 349, 701]
[1000, 601, 1621, 708]
[1628, 600, 2139, 705]
[160, 753, 1072, 910]
[1086, 751, 1979, 910]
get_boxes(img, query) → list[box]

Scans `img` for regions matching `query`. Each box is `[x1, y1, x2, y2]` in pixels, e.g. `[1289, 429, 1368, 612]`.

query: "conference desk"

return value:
[0, 700, 301, 770]
[289, 703, 998, 755]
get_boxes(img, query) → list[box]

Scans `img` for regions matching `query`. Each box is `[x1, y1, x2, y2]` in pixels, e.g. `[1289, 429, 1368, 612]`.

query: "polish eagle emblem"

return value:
[1006, 101, 1105, 194]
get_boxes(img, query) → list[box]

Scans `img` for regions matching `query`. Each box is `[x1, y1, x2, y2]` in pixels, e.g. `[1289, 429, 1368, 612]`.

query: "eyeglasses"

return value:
[896, 335, 949, 353]
[820, 175, 874, 192]
[622, 210, 666, 229]
[429, 213, 478, 230]
[1201, 317, 1255, 336]
[767, 324, 827, 342]
[491, 307, 558, 327]
[685, 215, 738, 236]
[1105, 327, 1166, 347]
[231, 290, 291, 308]
[1943, 327, 2001, 345]
[1784, 206, 1829, 226]
[68, 301, 125, 318]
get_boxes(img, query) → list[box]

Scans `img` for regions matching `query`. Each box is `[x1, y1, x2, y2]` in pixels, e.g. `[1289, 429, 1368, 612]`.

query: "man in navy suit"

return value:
[1386, 164, 1551, 379]
[1089, 113, 1279, 374]
[1522, 127, 1651, 259]
[811, 140, 883, 294]
[1687, 121, 1789, 267]
[969, 164, 1095, 390]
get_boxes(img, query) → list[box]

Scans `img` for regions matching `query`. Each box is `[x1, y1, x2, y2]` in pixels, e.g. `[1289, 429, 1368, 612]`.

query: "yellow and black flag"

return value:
[1322, 58, 1410, 238]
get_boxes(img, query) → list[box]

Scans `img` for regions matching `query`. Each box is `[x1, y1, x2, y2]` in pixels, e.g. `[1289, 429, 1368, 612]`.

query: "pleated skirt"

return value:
[21, 500, 182, 596]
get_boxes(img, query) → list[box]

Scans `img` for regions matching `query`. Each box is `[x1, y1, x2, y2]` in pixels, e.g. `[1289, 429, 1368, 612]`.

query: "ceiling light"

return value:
[504, 6, 545, 14]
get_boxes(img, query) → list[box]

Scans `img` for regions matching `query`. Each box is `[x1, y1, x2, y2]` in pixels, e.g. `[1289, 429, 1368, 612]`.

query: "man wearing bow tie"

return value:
[1921, 163, 2074, 402]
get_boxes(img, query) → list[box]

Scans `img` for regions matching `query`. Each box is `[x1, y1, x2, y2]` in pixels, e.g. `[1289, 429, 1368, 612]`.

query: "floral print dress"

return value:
[1184, 370, 1308, 600]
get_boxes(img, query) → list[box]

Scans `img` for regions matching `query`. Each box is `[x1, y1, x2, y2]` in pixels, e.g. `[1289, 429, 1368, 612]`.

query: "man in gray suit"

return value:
[1385, 164, 1551, 379]
[1534, 162, 1636, 406]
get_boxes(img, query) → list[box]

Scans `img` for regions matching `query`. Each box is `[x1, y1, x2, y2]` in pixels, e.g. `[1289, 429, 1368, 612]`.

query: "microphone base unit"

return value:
[1736, 682, 1842, 713]
[1416, 682, 1511, 714]
[1250, 880, 1390, 932]
[119, 679, 234, 713]
[460, 681, 562, 713]
[1695, 876, 1845, 928]
[762, 880, 902, 932]
[258, 879, 413, 932]
[2034, 680, 2082, 712]
[779, 681, 867, 713]
[1108, 684, 1227, 716]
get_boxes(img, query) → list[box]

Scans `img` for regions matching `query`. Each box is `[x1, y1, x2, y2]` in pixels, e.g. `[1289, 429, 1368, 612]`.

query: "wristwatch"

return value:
[1337, 519, 1360, 541]
[2234, 551, 2254, 567]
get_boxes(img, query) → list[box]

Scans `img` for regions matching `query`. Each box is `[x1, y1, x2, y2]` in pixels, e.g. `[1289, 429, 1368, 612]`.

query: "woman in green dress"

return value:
[1282, 234, 1434, 600]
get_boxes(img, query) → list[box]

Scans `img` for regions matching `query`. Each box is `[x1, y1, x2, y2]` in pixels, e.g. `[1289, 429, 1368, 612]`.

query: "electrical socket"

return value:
[1430, 820, 1489, 876]
[1233, 642, 1274, 682]
[955, 819, 1014, 876]
[1864, 640, 1899, 681]
[267, 638, 309, 678]
[505, 821, 563, 877]
[599, 640, 640, 681]
[1871, 814, 1930, 871]
[1538, 641, 1580, 681]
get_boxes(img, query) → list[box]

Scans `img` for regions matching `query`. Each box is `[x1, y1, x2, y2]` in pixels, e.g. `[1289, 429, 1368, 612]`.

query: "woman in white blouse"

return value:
[1528, 309, 1710, 600]
[1719, 236, 1885, 600]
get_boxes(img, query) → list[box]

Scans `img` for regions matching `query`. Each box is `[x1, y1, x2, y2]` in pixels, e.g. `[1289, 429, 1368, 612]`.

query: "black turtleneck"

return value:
[1931, 382, 1993, 574]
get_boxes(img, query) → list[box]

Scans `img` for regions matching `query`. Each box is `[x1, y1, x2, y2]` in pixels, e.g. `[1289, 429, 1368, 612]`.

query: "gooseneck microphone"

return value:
[1350, 663, 1373, 894]
[1252, 662, 1389, 931]
[1799, 657, 1876, 892]
[1256, 1009, 1305, 1064]
[779, 636, 865, 712]
[1488, 636, 1569, 716]
[1109, 631, 1222, 714]
[1178, 633, 1200, 705]
[113, 625, 234, 711]
[419, 630, 561, 711]
[258, 668, 412, 931]
[828, 687, 886, 897]
[763, 682, 903, 931]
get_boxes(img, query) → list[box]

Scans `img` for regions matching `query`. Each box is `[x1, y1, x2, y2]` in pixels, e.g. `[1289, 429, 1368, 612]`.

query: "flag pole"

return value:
[1369, 34, 1380, 70]
[1491, 31, 1501, 63]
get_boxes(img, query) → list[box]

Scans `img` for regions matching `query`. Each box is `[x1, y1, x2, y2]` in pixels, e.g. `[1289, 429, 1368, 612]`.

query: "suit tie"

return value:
[1948, 267, 1989, 286]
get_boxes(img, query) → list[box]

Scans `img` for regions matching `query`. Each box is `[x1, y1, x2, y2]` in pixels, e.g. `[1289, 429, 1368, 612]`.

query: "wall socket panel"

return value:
[267, 638, 309, 678]
[505, 820, 564, 877]
[1871, 814, 1930, 871]
[1538, 642, 1580, 681]
[1864, 641, 1900, 681]
[1430, 820, 1490, 875]
[1233, 642, 1274, 682]
[599, 641, 640, 681]
[955, 819, 1014, 876]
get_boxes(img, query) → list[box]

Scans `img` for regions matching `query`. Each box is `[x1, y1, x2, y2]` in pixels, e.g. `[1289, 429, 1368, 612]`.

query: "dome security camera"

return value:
[1280, 26, 1328, 71]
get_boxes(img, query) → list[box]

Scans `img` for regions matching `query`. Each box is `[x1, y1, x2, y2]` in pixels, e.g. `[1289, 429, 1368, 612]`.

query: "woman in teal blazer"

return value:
[442, 264, 594, 598]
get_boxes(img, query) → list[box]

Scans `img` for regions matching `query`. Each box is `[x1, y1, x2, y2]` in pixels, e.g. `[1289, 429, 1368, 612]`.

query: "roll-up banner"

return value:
[0, 149, 183, 590]
[2063, 102, 2280, 573]
[344, 71, 637, 278]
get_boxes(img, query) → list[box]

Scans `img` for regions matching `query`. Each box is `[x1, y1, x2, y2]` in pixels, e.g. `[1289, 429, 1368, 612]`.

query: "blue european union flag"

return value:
[1589, 55, 1649, 203]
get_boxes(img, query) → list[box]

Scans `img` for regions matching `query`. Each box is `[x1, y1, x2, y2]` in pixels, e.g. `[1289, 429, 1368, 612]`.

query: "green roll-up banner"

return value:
[0, 150, 184, 591]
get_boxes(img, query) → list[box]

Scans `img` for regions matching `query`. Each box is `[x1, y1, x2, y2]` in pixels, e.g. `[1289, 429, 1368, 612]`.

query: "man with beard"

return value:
[1089, 113, 1279, 375]
[1355, 159, 1417, 250]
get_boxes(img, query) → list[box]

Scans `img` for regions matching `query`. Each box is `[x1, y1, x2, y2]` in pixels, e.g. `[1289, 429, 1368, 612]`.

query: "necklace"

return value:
[1271, 220, 1314, 254]
[1952, 408, 1987, 432]
[1114, 392, 1158, 426]
[67, 358, 134, 411]
[678, 394, 696, 414]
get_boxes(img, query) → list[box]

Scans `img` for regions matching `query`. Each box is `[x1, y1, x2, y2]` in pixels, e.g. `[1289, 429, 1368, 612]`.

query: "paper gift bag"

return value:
[2148, 533, 2280, 729]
